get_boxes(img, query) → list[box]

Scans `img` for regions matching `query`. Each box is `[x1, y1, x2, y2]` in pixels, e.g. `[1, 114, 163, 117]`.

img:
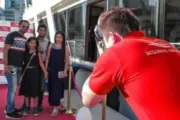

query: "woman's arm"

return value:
[64, 45, 70, 73]
[45, 44, 52, 70]
[38, 52, 48, 78]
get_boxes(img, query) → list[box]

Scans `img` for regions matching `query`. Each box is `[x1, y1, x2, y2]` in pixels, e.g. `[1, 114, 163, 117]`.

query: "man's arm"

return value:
[82, 49, 121, 107]
[38, 52, 48, 79]
[3, 44, 10, 66]
[3, 33, 14, 73]
[45, 44, 52, 70]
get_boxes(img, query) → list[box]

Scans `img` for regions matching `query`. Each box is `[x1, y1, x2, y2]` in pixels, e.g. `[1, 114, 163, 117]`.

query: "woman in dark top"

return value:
[19, 37, 48, 116]
[45, 31, 69, 116]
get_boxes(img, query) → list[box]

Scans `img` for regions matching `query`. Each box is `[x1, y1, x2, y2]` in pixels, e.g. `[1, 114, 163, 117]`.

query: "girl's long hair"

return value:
[54, 31, 66, 58]
[25, 37, 39, 52]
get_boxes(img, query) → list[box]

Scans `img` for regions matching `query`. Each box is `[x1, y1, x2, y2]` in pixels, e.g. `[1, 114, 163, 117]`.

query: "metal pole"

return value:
[95, 38, 107, 120]
[65, 65, 76, 114]
[102, 95, 107, 120]
[66, 66, 72, 113]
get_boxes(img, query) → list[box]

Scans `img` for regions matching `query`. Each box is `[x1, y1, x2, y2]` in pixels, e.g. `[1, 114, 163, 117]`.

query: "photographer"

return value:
[82, 6, 180, 120]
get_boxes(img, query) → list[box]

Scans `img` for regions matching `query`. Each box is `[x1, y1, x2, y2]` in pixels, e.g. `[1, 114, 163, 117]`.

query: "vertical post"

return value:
[33, 15, 38, 36]
[106, 0, 109, 9]
[45, 7, 55, 42]
[66, 66, 72, 113]
[24, 0, 27, 9]
[102, 95, 107, 120]
[95, 39, 107, 120]
[158, 0, 165, 39]
[65, 59, 76, 114]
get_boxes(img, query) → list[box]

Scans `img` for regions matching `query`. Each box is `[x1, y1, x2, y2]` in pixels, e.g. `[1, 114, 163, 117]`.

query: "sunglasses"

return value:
[22, 25, 29, 28]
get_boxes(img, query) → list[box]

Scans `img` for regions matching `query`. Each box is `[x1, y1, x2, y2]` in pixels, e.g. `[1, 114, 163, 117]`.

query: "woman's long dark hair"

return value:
[25, 37, 39, 52]
[54, 31, 66, 59]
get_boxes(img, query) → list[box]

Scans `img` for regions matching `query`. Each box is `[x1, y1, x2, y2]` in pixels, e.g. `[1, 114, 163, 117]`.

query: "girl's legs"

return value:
[33, 97, 38, 107]
[22, 97, 30, 115]
[33, 97, 39, 116]
[22, 97, 31, 110]
[24, 97, 29, 107]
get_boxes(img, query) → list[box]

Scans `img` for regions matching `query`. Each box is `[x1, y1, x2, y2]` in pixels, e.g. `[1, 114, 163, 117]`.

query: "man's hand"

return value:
[4, 65, 11, 74]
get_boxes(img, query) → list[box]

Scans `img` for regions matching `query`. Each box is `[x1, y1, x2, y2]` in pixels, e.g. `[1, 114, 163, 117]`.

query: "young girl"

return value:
[19, 37, 48, 116]
[45, 31, 69, 116]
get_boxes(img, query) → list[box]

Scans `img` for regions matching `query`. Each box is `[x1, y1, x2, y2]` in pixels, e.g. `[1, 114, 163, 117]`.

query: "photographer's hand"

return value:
[97, 41, 105, 56]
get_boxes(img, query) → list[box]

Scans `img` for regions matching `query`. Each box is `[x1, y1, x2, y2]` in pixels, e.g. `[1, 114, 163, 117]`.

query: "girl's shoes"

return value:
[22, 106, 39, 116]
[22, 106, 29, 116]
[33, 107, 39, 116]
[51, 107, 59, 117]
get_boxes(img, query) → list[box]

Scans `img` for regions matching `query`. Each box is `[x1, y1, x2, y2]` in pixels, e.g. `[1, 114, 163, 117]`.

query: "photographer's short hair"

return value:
[98, 6, 140, 37]
[38, 24, 47, 30]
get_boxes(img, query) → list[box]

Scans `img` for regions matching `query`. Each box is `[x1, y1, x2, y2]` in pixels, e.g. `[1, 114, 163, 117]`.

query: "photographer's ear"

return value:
[109, 32, 122, 45]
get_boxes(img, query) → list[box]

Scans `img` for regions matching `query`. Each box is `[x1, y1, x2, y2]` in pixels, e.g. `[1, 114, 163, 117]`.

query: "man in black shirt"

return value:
[4, 20, 29, 119]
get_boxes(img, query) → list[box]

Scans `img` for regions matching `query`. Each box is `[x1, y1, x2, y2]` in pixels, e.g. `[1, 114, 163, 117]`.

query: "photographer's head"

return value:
[97, 6, 140, 48]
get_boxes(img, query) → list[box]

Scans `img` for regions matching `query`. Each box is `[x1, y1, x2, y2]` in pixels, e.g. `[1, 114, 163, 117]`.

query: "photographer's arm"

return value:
[82, 50, 120, 107]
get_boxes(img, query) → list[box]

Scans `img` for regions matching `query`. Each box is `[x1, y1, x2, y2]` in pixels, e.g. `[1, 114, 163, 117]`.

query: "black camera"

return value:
[94, 25, 106, 50]
[94, 25, 103, 42]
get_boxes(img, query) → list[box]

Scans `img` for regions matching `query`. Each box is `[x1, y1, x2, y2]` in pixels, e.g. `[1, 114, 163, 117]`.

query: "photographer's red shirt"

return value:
[89, 31, 180, 120]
